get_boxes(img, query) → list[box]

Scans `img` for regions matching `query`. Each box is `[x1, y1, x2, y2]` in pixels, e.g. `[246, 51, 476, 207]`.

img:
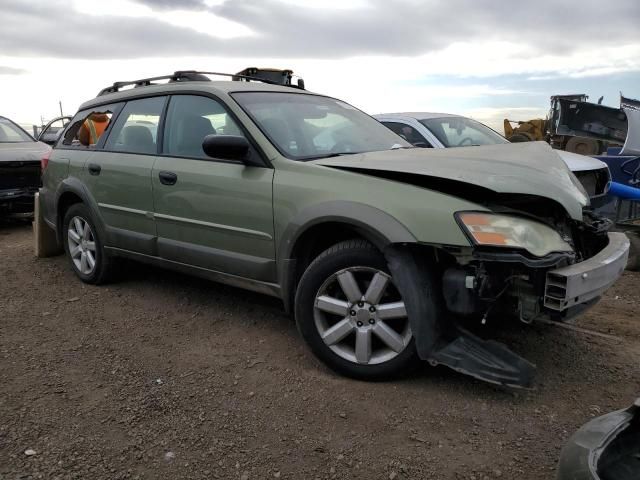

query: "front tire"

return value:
[62, 203, 112, 284]
[295, 240, 417, 380]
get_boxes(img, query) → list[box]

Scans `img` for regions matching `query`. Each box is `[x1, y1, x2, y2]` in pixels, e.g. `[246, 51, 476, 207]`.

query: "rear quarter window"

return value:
[60, 103, 123, 149]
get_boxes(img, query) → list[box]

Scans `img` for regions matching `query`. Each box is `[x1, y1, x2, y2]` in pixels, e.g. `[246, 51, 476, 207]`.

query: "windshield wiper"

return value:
[303, 152, 356, 160]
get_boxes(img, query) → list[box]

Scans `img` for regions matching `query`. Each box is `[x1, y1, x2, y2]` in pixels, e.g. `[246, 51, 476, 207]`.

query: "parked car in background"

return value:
[374, 112, 611, 200]
[40, 70, 629, 388]
[0, 115, 50, 217]
[38, 116, 72, 146]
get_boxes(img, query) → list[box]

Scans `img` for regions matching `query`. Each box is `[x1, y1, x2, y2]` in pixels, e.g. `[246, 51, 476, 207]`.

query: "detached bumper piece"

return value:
[428, 327, 535, 389]
[557, 398, 640, 480]
[385, 244, 536, 389]
[545, 232, 630, 311]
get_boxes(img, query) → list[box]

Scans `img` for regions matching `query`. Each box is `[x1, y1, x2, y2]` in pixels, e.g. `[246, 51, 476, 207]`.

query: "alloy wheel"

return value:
[313, 267, 411, 365]
[67, 216, 97, 275]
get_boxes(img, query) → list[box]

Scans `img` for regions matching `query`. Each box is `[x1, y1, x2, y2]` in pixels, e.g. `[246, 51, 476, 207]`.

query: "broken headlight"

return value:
[457, 212, 573, 257]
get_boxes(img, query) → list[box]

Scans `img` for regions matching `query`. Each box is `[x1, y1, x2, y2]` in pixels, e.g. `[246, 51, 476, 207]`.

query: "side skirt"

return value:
[105, 246, 283, 299]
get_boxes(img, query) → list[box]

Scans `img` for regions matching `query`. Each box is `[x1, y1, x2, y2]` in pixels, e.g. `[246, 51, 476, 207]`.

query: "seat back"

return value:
[121, 125, 154, 153]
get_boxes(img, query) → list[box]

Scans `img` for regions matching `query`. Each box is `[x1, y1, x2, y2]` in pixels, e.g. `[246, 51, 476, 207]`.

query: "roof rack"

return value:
[97, 68, 305, 96]
[233, 67, 305, 90]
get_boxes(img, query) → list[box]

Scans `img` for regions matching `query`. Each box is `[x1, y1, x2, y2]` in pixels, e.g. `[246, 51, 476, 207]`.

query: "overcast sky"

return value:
[1, 0, 639, 131]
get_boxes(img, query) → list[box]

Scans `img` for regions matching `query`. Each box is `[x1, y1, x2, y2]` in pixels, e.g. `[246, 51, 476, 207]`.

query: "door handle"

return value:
[159, 171, 178, 185]
[88, 163, 101, 176]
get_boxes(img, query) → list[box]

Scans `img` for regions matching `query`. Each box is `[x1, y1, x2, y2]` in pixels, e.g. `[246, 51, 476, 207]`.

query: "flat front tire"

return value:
[295, 240, 417, 380]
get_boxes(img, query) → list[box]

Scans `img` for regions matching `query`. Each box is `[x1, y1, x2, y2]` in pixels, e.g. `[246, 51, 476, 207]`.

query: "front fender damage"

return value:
[384, 244, 535, 389]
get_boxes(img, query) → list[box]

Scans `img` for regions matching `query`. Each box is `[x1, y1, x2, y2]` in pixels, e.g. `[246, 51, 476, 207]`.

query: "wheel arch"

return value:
[55, 178, 105, 246]
[277, 201, 417, 313]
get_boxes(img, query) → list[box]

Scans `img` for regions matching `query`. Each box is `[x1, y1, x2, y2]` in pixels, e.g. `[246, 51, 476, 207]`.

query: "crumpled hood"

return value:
[313, 141, 589, 220]
[0, 141, 50, 162]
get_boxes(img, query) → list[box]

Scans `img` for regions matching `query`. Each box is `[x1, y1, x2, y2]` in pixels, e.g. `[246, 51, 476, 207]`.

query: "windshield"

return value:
[0, 117, 34, 143]
[232, 92, 410, 160]
[419, 116, 508, 148]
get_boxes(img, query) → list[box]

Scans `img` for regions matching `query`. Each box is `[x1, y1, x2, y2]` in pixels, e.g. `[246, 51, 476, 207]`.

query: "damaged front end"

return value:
[387, 204, 629, 389]
[315, 143, 628, 388]
[445, 208, 625, 325]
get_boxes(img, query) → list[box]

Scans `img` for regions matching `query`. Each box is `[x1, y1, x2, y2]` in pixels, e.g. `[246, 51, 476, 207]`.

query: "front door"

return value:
[81, 96, 166, 254]
[152, 94, 275, 281]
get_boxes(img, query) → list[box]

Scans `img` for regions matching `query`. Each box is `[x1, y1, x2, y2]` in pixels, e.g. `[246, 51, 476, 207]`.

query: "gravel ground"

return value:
[1, 220, 639, 480]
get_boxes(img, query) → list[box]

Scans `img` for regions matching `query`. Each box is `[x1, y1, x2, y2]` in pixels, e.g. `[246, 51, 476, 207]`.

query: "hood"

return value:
[0, 141, 50, 162]
[313, 141, 589, 220]
[555, 150, 608, 172]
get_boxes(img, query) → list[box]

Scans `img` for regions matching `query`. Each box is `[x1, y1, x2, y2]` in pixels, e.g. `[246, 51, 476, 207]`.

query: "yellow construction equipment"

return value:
[503, 118, 547, 142]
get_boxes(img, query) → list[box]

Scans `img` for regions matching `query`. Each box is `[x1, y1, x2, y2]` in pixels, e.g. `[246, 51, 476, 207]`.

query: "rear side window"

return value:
[104, 97, 166, 154]
[62, 104, 121, 148]
[163, 95, 246, 159]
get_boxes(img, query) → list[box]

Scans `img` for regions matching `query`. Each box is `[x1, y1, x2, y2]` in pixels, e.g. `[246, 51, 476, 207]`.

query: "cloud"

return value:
[1, 0, 638, 61]
[1, 0, 638, 127]
[0, 65, 26, 75]
[151, 0, 640, 58]
[0, 0, 244, 59]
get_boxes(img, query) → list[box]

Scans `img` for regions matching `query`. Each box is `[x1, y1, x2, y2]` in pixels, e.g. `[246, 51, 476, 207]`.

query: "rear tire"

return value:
[565, 136, 600, 155]
[62, 203, 112, 284]
[295, 240, 417, 380]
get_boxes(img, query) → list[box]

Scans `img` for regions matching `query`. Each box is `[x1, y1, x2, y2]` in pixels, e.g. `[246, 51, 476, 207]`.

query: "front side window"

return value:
[62, 104, 120, 148]
[419, 117, 508, 148]
[104, 97, 165, 154]
[163, 95, 246, 159]
[232, 92, 410, 160]
[0, 117, 34, 142]
[381, 121, 432, 147]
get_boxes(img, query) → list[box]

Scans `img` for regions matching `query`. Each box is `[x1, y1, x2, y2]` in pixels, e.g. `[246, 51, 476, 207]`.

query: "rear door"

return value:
[79, 96, 166, 254]
[152, 94, 275, 281]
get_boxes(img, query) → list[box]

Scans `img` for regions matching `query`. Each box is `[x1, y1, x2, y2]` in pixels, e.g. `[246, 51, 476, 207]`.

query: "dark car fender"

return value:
[52, 177, 106, 247]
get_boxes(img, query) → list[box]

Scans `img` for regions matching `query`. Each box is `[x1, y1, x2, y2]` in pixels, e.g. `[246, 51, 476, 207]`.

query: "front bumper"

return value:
[544, 232, 630, 311]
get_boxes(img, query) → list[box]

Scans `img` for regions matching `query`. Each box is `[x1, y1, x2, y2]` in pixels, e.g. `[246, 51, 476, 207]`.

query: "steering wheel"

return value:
[331, 140, 358, 153]
[457, 137, 474, 147]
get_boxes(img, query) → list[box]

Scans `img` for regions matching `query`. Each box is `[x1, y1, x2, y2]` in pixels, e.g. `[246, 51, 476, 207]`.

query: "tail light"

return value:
[41, 149, 51, 172]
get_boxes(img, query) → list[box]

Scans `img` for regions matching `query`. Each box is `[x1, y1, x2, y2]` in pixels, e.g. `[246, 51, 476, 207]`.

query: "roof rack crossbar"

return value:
[97, 69, 305, 96]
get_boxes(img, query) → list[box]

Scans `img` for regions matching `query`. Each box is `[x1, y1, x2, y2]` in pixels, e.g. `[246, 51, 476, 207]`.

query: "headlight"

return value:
[457, 212, 573, 257]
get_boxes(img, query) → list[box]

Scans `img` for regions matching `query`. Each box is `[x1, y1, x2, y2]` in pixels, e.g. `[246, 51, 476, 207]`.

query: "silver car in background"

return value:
[374, 112, 611, 199]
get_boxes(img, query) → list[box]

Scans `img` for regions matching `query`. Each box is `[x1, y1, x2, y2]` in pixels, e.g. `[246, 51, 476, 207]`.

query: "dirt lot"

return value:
[1, 220, 638, 480]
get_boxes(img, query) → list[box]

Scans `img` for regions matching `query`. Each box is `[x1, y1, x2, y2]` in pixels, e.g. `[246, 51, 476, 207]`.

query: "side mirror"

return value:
[202, 135, 262, 166]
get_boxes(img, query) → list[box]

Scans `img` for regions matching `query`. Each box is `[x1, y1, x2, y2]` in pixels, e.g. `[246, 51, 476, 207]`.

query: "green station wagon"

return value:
[40, 70, 629, 387]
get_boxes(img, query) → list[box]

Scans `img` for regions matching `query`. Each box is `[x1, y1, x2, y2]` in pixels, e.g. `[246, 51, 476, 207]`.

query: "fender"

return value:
[54, 176, 107, 246]
[277, 200, 418, 308]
